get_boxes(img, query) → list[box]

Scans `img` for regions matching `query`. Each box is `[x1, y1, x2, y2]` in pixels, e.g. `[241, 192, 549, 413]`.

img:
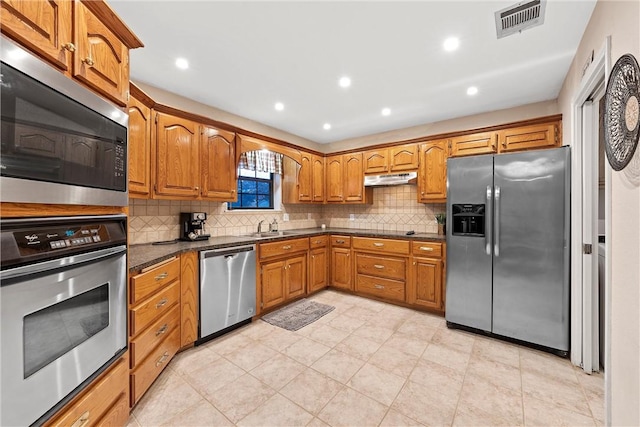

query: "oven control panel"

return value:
[14, 225, 111, 256]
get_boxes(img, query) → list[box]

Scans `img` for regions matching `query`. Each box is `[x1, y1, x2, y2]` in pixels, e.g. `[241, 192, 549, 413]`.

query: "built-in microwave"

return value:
[0, 36, 128, 206]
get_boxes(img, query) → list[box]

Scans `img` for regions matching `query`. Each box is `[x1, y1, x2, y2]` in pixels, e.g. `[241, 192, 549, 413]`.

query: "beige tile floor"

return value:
[126, 290, 604, 427]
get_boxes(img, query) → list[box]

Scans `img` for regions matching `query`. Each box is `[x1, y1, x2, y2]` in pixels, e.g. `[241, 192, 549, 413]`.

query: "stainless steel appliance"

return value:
[0, 36, 128, 206]
[0, 215, 128, 426]
[198, 245, 256, 343]
[180, 212, 210, 241]
[446, 147, 570, 354]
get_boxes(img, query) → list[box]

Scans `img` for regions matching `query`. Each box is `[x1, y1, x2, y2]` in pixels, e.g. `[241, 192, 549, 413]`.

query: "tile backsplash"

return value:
[129, 185, 444, 244]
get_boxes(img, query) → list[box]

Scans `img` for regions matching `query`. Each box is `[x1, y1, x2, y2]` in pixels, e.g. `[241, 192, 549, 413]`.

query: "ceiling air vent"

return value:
[495, 0, 546, 39]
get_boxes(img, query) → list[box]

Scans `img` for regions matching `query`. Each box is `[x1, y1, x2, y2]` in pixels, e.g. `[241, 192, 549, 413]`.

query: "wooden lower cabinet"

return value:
[45, 354, 129, 427]
[180, 251, 199, 347]
[285, 254, 307, 299]
[331, 247, 352, 290]
[408, 256, 443, 311]
[260, 256, 307, 310]
[309, 247, 329, 293]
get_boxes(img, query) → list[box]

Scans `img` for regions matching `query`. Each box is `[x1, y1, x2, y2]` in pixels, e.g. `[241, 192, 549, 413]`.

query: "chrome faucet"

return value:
[257, 220, 265, 233]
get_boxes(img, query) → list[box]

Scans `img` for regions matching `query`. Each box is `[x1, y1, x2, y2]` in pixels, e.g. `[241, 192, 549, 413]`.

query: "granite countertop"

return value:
[128, 227, 445, 272]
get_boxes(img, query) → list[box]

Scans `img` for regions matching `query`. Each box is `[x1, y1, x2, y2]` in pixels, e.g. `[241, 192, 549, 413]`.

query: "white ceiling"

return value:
[110, 1, 597, 144]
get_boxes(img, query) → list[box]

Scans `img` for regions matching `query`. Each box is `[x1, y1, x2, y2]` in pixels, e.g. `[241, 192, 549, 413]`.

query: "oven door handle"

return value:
[0, 245, 127, 282]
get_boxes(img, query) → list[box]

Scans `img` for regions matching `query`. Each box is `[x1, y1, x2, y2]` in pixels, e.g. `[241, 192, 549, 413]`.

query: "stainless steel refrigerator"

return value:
[445, 146, 570, 353]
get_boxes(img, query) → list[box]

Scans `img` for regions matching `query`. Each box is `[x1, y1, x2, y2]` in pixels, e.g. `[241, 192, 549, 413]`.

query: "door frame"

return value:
[569, 35, 611, 422]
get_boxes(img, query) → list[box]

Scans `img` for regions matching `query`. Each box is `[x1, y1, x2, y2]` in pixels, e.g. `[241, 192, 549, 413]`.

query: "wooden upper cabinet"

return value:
[311, 154, 325, 203]
[128, 94, 152, 197]
[418, 140, 447, 203]
[153, 112, 200, 199]
[297, 152, 313, 202]
[389, 143, 419, 172]
[450, 131, 497, 157]
[326, 155, 344, 202]
[200, 125, 237, 201]
[363, 149, 388, 174]
[0, 0, 72, 71]
[344, 152, 364, 202]
[73, 1, 129, 106]
[497, 122, 560, 153]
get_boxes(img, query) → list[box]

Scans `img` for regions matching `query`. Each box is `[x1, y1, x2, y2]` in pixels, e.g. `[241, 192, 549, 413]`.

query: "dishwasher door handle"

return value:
[201, 245, 255, 260]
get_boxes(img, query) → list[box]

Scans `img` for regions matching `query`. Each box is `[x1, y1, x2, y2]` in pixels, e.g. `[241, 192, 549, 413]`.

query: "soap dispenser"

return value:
[269, 218, 278, 232]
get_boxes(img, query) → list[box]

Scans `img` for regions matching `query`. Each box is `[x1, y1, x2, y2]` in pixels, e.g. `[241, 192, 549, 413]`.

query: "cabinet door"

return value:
[343, 152, 364, 202]
[497, 122, 559, 153]
[325, 155, 344, 202]
[408, 256, 442, 310]
[297, 152, 313, 202]
[154, 113, 200, 198]
[74, 1, 129, 106]
[0, 0, 72, 71]
[180, 252, 198, 347]
[309, 247, 328, 293]
[331, 247, 352, 290]
[128, 95, 151, 197]
[450, 132, 497, 157]
[201, 125, 237, 201]
[389, 143, 419, 172]
[285, 254, 307, 299]
[311, 154, 325, 203]
[261, 260, 286, 310]
[363, 149, 388, 174]
[418, 140, 447, 203]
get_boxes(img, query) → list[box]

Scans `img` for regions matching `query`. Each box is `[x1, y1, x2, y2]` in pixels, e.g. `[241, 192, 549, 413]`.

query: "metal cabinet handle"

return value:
[335, 239, 345, 244]
[419, 246, 434, 251]
[70, 411, 90, 427]
[373, 264, 385, 269]
[62, 42, 76, 52]
[374, 284, 385, 289]
[155, 298, 168, 309]
[82, 57, 94, 67]
[155, 324, 168, 336]
[282, 245, 292, 250]
[156, 351, 170, 367]
[313, 240, 323, 244]
[373, 242, 384, 247]
[155, 272, 169, 281]
[494, 185, 501, 257]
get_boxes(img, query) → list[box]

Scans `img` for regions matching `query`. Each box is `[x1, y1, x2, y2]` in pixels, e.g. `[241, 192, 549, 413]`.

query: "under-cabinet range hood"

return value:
[364, 172, 417, 187]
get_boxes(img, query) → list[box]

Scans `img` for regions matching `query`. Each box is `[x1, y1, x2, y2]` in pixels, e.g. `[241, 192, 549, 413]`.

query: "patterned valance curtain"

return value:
[238, 150, 283, 174]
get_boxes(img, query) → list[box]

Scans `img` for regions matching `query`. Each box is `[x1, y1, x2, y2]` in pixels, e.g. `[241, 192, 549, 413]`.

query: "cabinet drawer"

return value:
[356, 274, 405, 302]
[411, 241, 443, 258]
[130, 257, 180, 304]
[130, 304, 180, 369]
[130, 280, 180, 336]
[130, 328, 180, 406]
[330, 235, 351, 248]
[48, 356, 128, 427]
[356, 253, 406, 281]
[259, 238, 309, 259]
[352, 237, 410, 255]
[309, 235, 329, 249]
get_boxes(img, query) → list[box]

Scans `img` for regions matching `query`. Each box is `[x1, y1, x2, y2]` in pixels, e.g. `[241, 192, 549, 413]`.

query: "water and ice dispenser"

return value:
[452, 204, 485, 236]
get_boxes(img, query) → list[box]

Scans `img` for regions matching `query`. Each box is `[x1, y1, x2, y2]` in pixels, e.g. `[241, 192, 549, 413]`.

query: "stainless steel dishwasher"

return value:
[198, 245, 256, 343]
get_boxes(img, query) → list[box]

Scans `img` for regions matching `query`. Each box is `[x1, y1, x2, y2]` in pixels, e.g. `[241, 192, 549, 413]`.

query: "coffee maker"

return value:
[180, 212, 210, 241]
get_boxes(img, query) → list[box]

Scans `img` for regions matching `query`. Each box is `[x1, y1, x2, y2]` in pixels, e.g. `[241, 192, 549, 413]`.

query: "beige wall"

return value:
[133, 81, 324, 153]
[557, 1, 640, 425]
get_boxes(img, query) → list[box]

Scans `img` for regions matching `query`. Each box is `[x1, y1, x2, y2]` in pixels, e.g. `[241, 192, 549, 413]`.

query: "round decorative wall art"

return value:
[604, 54, 640, 171]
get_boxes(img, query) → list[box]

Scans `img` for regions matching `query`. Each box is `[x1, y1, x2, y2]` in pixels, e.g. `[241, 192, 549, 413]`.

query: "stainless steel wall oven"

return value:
[0, 215, 128, 426]
[0, 36, 128, 206]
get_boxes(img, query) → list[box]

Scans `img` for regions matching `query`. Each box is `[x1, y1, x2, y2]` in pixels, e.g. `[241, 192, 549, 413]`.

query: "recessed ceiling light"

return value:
[338, 76, 351, 88]
[175, 58, 189, 70]
[443, 37, 460, 52]
[381, 108, 391, 116]
[467, 86, 479, 96]
[323, 123, 331, 130]
[274, 102, 284, 111]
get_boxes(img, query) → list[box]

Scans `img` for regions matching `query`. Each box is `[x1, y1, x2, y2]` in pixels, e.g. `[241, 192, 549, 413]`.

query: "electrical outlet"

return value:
[349, 213, 355, 221]
[283, 213, 290, 222]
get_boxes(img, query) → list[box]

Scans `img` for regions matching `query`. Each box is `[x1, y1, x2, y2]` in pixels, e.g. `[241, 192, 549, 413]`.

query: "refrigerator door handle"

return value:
[486, 185, 493, 256]
[494, 185, 501, 257]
